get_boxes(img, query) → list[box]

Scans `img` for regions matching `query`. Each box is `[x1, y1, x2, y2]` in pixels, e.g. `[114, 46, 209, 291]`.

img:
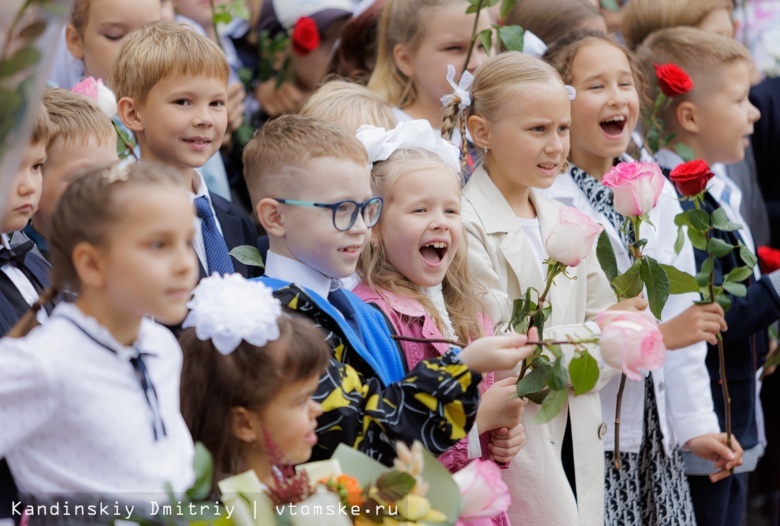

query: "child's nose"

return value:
[310, 400, 323, 418]
[748, 101, 761, 124]
[175, 242, 197, 275]
[192, 104, 214, 127]
[17, 172, 36, 195]
[607, 85, 628, 107]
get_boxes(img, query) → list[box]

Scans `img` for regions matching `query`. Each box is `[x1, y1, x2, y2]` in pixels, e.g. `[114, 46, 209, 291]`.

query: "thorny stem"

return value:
[461, 0, 485, 75]
[613, 373, 627, 469]
[519, 263, 561, 379]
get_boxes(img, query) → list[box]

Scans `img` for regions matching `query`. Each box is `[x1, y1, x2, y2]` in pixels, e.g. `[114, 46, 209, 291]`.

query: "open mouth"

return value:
[184, 137, 211, 146]
[420, 241, 448, 264]
[600, 115, 627, 137]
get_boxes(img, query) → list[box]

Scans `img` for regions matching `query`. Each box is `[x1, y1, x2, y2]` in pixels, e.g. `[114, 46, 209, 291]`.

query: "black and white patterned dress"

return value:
[570, 165, 697, 525]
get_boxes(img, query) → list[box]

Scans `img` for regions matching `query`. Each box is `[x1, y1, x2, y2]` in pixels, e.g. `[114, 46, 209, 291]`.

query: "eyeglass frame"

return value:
[273, 196, 384, 232]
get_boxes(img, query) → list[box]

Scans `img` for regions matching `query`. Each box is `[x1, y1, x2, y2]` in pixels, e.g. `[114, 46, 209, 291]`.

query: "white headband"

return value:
[356, 119, 461, 173]
[182, 273, 283, 355]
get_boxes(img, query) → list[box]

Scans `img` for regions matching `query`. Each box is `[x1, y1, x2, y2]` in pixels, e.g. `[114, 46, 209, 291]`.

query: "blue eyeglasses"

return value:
[274, 196, 384, 231]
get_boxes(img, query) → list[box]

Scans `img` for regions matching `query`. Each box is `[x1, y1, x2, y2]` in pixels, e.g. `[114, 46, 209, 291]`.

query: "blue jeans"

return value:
[687, 472, 747, 526]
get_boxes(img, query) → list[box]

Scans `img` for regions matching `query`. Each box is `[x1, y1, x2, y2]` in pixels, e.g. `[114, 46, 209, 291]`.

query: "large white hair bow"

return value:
[182, 273, 283, 355]
[356, 119, 461, 173]
[440, 64, 473, 111]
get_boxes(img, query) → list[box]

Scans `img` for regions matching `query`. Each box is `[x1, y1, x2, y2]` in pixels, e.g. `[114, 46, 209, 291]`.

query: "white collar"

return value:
[191, 169, 211, 200]
[1, 234, 10, 250]
[265, 251, 335, 300]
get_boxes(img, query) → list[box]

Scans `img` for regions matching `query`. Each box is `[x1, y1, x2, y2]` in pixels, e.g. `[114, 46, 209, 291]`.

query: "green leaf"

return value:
[640, 257, 671, 319]
[673, 143, 696, 162]
[674, 225, 685, 255]
[213, 11, 232, 25]
[569, 351, 599, 396]
[707, 238, 735, 258]
[695, 271, 711, 288]
[688, 227, 708, 250]
[531, 388, 567, 424]
[525, 389, 550, 405]
[479, 28, 493, 55]
[498, 25, 525, 52]
[711, 208, 742, 232]
[701, 257, 714, 276]
[723, 281, 747, 297]
[516, 357, 552, 398]
[659, 263, 699, 294]
[499, 0, 518, 21]
[611, 260, 643, 299]
[596, 230, 619, 284]
[186, 442, 214, 500]
[549, 357, 567, 391]
[739, 242, 758, 268]
[724, 266, 753, 284]
[674, 211, 691, 228]
[375, 470, 416, 502]
[229, 245, 265, 268]
[688, 209, 711, 231]
[715, 293, 732, 312]
[0, 46, 41, 79]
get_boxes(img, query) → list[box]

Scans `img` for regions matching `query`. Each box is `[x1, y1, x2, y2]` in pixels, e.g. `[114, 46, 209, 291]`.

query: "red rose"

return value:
[669, 159, 714, 197]
[654, 63, 694, 97]
[291, 17, 320, 55]
[758, 245, 780, 274]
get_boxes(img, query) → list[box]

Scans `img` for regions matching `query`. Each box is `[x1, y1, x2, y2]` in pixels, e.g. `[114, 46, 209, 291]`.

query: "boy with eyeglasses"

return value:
[242, 114, 535, 465]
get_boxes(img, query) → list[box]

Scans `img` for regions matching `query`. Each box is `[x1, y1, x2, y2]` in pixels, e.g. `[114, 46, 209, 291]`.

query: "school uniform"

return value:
[462, 166, 618, 526]
[258, 252, 484, 465]
[658, 149, 780, 526]
[0, 302, 195, 496]
[544, 166, 718, 524]
[190, 171, 259, 280]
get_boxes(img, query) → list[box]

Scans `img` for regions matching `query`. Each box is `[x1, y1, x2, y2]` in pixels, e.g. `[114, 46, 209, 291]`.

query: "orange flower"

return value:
[337, 475, 365, 507]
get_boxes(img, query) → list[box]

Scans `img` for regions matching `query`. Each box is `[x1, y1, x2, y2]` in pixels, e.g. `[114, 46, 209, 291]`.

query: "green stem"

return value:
[461, 0, 485, 76]
[208, 0, 225, 52]
[520, 263, 561, 378]
[613, 373, 627, 469]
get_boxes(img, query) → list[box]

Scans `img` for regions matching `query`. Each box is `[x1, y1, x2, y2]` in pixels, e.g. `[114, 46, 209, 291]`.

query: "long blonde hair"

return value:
[357, 148, 485, 343]
[368, 0, 465, 108]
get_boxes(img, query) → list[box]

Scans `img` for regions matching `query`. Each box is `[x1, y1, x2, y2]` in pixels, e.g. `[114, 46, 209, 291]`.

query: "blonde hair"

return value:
[636, 26, 750, 142]
[243, 114, 369, 207]
[506, 0, 603, 45]
[108, 21, 228, 102]
[70, 0, 90, 35]
[43, 88, 115, 150]
[622, 0, 733, 49]
[357, 148, 485, 343]
[444, 52, 563, 164]
[9, 162, 185, 338]
[368, 0, 464, 108]
[30, 102, 52, 146]
[300, 80, 397, 134]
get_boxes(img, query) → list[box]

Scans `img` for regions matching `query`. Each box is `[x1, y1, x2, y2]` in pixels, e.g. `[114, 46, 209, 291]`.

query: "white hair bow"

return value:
[182, 273, 283, 355]
[440, 64, 474, 111]
[356, 119, 461, 173]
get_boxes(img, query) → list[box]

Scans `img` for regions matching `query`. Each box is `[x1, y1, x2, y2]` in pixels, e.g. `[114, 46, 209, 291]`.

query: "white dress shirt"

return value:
[265, 251, 334, 299]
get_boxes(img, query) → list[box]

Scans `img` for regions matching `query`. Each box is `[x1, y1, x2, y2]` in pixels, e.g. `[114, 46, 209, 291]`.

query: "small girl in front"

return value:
[353, 120, 528, 526]
[449, 51, 638, 526]
[0, 161, 198, 501]
[179, 273, 330, 487]
[543, 29, 739, 525]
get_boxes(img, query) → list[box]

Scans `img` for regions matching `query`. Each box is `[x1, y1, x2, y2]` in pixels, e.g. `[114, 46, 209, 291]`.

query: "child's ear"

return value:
[117, 97, 144, 133]
[64, 24, 84, 61]
[676, 101, 700, 134]
[229, 406, 262, 445]
[392, 44, 415, 78]
[468, 115, 490, 151]
[72, 241, 108, 288]
[256, 198, 285, 237]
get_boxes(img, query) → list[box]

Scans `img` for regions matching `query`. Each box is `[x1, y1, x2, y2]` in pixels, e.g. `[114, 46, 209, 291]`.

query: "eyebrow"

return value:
[581, 70, 633, 83]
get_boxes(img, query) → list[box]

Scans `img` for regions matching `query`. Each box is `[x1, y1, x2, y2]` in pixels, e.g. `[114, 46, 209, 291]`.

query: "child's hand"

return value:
[489, 422, 527, 464]
[475, 377, 527, 432]
[686, 433, 744, 483]
[459, 328, 538, 373]
[659, 303, 727, 349]
[608, 295, 648, 312]
[255, 80, 306, 116]
[226, 81, 246, 133]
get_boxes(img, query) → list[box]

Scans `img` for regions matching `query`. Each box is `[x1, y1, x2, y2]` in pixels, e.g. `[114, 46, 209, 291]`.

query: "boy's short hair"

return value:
[622, 0, 732, 49]
[299, 80, 397, 134]
[243, 114, 369, 206]
[30, 102, 52, 146]
[42, 88, 115, 150]
[637, 27, 750, 107]
[108, 21, 228, 103]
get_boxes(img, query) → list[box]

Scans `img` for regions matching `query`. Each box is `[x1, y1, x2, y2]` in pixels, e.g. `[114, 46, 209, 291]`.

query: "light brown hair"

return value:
[357, 148, 485, 343]
[242, 114, 369, 206]
[30, 102, 52, 147]
[108, 21, 228, 102]
[179, 314, 329, 482]
[69, 0, 91, 35]
[43, 88, 115, 150]
[622, 0, 733, 49]
[368, 0, 465, 108]
[300, 80, 397, 134]
[506, 0, 603, 46]
[9, 161, 185, 338]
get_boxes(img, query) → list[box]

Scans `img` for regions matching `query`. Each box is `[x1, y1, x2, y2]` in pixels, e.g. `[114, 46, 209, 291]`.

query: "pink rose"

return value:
[595, 310, 666, 381]
[602, 161, 665, 217]
[72, 76, 117, 118]
[453, 460, 510, 525]
[544, 205, 604, 267]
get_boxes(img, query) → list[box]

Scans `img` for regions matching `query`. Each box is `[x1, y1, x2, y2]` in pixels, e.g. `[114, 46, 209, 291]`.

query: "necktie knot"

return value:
[0, 239, 35, 267]
[194, 195, 214, 220]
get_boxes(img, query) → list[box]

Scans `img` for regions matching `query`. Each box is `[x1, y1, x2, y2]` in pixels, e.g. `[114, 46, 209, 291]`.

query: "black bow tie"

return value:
[0, 239, 34, 267]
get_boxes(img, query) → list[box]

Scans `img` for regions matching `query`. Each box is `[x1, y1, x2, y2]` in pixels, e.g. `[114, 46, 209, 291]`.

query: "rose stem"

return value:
[461, 0, 485, 75]
[391, 335, 597, 348]
[614, 373, 627, 470]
